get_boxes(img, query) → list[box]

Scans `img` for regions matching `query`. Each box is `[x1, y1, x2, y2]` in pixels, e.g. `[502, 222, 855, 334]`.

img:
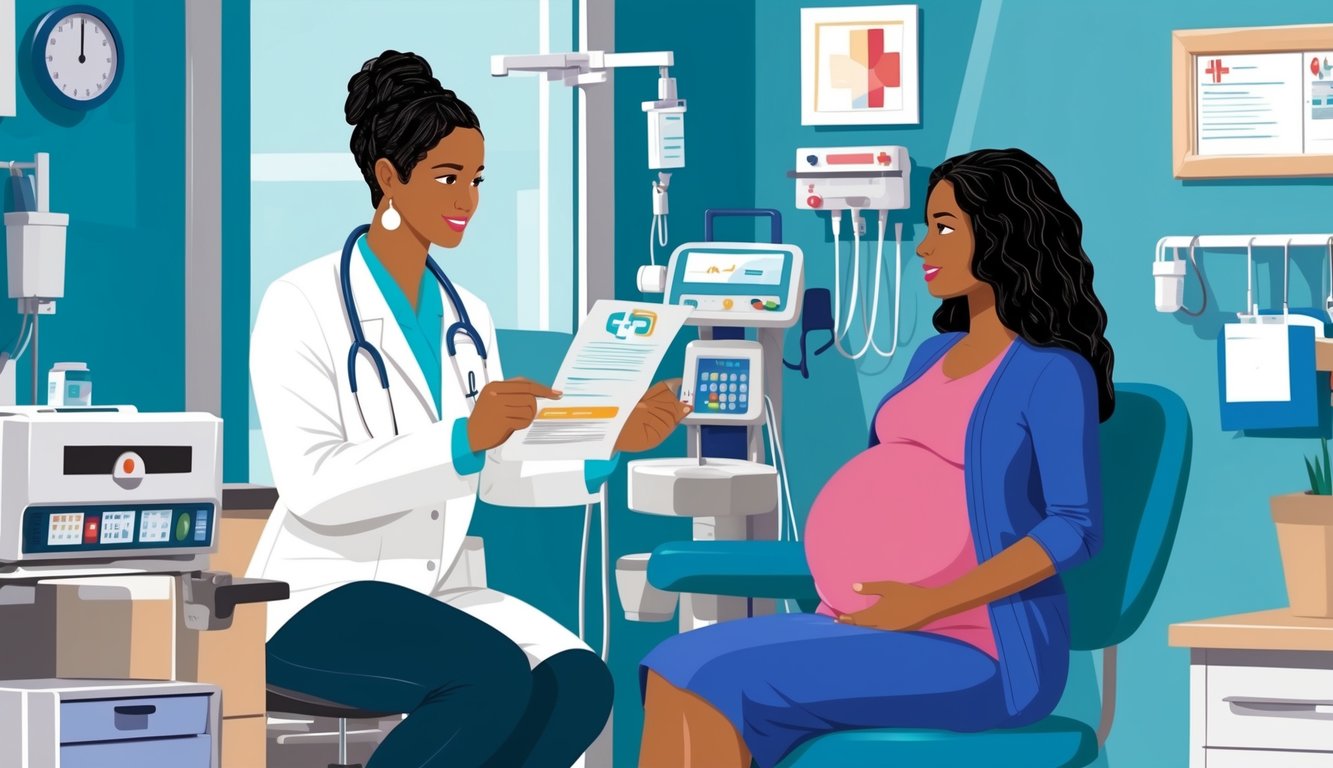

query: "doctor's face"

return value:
[377, 127, 485, 249]
[916, 181, 981, 300]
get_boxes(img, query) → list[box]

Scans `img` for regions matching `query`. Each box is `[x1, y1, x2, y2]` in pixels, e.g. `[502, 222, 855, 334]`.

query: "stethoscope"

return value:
[340, 224, 489, 437]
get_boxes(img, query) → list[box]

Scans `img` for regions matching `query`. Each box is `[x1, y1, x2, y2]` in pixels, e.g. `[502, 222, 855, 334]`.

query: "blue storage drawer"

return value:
[61, 694, 210, 744]
[61, 735, 212, 767]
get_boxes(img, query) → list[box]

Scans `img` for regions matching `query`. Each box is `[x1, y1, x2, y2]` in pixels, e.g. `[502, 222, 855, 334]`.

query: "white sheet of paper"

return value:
[500, 300, 693, 461]
[1196, 53, 1303, 157]
[1224, 324, 1291, 404]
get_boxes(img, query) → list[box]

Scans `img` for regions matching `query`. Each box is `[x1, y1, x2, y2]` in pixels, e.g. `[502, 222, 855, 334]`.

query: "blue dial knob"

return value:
[806, 154, 818, 166]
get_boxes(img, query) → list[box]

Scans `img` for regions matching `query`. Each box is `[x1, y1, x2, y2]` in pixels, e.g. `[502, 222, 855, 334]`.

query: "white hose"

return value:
[830, 211, 858, 359]
[867, 219, 903, 358]
[578, 502, 592, 642]
[763, 395, 799, 543]
[599, 482, 611, 662]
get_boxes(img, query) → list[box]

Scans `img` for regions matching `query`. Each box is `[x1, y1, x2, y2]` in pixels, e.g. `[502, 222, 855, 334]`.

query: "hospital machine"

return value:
[0, 406, 288, 767]
[2, 152, 67, 406]
[618, 209, 805, 631]
[789, 146, 911, 362]
[490, 49, 686, 296]
[1154, 233, 1333, 325]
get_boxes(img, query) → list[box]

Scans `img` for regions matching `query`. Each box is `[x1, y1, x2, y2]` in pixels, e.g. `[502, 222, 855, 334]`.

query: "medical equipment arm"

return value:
[475, 321, 607, 507]
[251, 280, 478, 526]
[1023, 353, 1105, 572]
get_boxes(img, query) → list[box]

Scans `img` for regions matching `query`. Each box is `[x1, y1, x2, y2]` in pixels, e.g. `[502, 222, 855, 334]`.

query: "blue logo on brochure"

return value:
[606, 310, 658, 339]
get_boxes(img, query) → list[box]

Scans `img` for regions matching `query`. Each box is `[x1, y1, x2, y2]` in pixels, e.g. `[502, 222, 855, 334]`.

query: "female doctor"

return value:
[247, 50, 690, 768]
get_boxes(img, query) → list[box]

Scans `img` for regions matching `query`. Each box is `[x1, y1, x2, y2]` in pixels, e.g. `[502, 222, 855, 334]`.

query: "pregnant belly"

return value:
[804, 443, 976, 616]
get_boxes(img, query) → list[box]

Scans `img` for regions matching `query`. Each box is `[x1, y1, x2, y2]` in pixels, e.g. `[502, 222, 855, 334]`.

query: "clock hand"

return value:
[79, 19, 85, 64]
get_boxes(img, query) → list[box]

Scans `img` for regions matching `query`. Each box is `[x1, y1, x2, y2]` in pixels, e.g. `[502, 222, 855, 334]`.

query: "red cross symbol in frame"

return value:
[1205, 58, 1229, 84]
[876, 151, 892, 166]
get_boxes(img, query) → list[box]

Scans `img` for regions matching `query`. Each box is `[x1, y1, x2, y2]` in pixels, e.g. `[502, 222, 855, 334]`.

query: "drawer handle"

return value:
[113, 705, 156, 716]
[1224, 697, 1333, 717]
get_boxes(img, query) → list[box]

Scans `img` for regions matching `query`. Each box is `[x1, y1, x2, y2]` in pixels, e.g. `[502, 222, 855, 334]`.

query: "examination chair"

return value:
[647, 382, 1193, 767]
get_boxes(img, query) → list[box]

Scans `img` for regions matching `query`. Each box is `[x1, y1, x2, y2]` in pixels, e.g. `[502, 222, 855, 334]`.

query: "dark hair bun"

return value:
[345, 50, 455, 126]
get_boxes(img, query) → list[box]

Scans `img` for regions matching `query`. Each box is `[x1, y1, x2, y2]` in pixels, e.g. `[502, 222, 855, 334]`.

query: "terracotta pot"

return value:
[1271, 492, 1333, 617]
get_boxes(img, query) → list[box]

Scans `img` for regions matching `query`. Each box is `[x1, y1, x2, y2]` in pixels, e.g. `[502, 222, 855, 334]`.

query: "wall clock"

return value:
[32, 5, 122, 110]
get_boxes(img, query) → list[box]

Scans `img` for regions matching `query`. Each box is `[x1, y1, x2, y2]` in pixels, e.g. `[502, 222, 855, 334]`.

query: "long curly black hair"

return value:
[928, 148, 1115, 422]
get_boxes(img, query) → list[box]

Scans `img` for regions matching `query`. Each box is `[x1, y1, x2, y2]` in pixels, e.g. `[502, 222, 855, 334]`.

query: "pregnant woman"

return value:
[638, 148, 1116, 768]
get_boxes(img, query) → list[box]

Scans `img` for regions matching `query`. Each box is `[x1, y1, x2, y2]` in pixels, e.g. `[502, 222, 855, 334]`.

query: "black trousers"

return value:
[267, 581, 613, 767]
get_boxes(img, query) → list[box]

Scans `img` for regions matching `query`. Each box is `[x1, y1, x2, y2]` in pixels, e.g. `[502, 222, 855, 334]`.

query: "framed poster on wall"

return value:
[800, 4, 919, 126]
[1172, 23, 1333, 178]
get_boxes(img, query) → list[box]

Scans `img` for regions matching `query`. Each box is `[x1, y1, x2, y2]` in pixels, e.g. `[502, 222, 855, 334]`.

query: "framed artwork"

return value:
[1172, 23, 1333, 178]
[800, 4, 920, 126]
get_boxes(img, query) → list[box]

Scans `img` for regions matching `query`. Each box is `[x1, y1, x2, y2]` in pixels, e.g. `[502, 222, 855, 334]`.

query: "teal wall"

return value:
[595, 0, 1333, 766]
[0, 0, 185, 411]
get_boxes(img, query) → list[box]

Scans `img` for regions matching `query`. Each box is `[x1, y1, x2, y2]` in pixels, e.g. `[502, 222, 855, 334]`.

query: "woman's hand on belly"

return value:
[834, 580, 951, 631]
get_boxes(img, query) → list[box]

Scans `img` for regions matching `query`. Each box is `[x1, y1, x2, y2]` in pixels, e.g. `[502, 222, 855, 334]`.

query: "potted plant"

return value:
[1271, 438, 1333, 617]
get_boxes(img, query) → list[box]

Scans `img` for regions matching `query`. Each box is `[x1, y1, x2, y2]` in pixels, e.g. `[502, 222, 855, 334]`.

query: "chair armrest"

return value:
[647, 541, 819, 603]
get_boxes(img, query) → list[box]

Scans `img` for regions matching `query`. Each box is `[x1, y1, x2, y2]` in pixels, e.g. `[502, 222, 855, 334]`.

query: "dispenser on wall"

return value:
[4, 153, 68, 311]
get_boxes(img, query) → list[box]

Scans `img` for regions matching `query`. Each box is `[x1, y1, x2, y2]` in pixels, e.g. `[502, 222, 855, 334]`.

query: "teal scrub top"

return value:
[357, 234, 445, 414]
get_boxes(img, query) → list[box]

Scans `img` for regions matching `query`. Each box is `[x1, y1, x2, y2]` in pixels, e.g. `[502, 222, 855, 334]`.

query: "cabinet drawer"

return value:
[61, 735, 212, 768]
[61, 694, 210, 744]
[1207, 664, 1333, 751]
[1206, 747, 1333, 767]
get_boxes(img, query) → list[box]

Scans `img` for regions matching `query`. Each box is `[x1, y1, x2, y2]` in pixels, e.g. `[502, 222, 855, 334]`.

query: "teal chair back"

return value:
[1063, 383, 1193, 651]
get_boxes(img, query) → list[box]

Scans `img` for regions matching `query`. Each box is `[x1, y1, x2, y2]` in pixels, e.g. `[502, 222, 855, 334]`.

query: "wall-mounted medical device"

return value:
[790, 145, 909, 211]
[4, 153, 67, 309]
[661, 242, 804, 327]
[789, 146, 911, 361]
[0, 406, 221, 577]
[1154, 233, 1333, 324]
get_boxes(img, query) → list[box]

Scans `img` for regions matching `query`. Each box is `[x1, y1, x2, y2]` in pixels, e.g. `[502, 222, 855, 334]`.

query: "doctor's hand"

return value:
[467, 377, 562, 452]
[834, 581, 955, 632]
[614, 379, 692, 453]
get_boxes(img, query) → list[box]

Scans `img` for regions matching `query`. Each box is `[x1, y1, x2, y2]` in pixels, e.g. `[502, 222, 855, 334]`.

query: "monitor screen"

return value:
[139, 509, 172, 543]
[47, 512, 84, 547]
[682, 251, 784, 286]
[694, 358, 751, 413]
[100, 510, 136, 544]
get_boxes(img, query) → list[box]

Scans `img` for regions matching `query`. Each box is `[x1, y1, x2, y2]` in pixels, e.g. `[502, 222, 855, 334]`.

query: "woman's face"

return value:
[916, 180, 981, 300]
[376, 126, 484, 249]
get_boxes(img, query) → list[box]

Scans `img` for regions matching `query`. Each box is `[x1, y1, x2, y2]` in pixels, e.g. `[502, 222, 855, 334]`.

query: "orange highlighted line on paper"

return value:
[536, 406, 620, 420]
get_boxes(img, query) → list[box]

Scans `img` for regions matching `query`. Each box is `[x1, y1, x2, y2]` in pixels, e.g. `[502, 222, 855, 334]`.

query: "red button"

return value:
[84, 516, 101, 544]
[123, 459, 135, 474]
[806, 195, 823, 208]
[876, 151, 892, 166]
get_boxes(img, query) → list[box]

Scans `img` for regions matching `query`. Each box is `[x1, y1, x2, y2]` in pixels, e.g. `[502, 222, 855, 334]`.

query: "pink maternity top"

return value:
[804, 351, 1004, 658]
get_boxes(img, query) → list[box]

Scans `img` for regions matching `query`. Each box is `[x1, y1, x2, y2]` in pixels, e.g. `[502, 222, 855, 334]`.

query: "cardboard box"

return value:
[221, 714, 266, 768]
[40, 575, 176, 681]
[176, 511, 271, 718]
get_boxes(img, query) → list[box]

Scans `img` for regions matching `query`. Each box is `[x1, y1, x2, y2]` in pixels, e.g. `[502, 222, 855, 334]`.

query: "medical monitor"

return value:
[663, 242, 803, 328]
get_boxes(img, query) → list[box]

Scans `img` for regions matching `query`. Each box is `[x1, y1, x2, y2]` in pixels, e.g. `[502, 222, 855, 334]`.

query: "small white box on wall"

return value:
[1, 0, 13, 117]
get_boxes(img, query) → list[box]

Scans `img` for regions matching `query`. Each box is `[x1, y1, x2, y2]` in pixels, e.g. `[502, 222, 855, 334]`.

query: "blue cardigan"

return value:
[870, 332, 1103, 725]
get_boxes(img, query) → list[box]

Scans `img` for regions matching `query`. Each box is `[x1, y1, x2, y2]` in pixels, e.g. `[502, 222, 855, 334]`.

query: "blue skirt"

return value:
[640, 612, 1010, 768]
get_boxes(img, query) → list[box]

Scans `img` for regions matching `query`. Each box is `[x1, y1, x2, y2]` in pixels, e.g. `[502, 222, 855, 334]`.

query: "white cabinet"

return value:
[1172, 609, 1333, 767]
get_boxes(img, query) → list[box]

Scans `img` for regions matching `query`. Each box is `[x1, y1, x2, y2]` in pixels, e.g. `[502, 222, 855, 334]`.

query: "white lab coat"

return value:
[246, 247, 599, 667]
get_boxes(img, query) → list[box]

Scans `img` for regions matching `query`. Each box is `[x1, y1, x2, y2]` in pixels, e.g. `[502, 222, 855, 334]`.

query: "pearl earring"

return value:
[381, 199, 401, 231]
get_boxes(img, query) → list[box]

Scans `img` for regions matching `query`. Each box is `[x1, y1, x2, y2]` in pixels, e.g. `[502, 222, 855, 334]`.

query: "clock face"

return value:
[42, 11, 119, 104]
